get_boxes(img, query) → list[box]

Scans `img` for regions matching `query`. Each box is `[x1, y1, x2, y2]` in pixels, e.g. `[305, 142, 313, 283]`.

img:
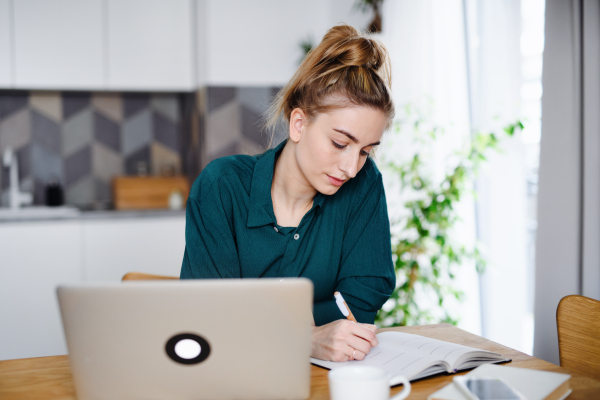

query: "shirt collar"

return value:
[247, 140, 325, 228]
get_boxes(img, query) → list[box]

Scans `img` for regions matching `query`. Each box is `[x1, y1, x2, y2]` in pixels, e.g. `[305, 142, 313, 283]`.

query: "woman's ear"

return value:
[289, 108, 306, 143]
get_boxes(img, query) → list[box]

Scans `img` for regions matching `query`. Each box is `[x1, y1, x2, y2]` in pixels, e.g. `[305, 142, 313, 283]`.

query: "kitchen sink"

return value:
[0, 206, 80, 221]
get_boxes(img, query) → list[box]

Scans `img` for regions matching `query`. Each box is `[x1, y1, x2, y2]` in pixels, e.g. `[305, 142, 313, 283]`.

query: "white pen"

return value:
[334, 291, 358, 323]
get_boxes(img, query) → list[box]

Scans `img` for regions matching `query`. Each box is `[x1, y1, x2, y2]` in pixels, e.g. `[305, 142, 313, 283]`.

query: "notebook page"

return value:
[377, 332, 503, 370]
[311, 346, 449, 382]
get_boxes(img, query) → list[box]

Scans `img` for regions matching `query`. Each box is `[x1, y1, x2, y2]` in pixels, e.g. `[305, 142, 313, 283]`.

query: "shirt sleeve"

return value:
[180, 176, 242, 279]
[313, 168, 395, 326]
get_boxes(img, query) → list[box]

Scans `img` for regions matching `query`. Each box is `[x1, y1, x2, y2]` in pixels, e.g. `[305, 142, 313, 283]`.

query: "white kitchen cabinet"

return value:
[82, 216, 185, 282]
[4, 0, 195, 91]
[13, 0, 104, 90]
[106, 0, 195, 91]
[0, 221, 83, 360]
[0, 0, 12, 87]
[0, 214, 186, 361]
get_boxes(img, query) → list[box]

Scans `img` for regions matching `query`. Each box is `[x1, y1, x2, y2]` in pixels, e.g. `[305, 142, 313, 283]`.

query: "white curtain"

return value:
[380, 0, 480, 334]
[467, 0, 530, 353]
[534, 0, 600, 364]
[381, 0, 530, 352]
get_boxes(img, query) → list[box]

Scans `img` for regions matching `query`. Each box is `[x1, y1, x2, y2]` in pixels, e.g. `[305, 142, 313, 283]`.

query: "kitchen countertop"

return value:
[80, 209, 186, 220]
[0, 208, 186, 223]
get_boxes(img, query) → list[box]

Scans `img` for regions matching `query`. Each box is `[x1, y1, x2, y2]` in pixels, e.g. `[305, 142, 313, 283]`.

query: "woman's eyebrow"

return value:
[333, 128, 381, 147]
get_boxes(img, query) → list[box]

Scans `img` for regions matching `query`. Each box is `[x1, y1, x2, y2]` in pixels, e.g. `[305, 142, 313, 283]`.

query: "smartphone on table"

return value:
[453, 376, 526, 400]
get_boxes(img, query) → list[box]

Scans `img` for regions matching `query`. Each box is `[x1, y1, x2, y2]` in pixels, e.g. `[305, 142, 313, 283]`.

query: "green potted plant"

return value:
[375, 103, 522, 327]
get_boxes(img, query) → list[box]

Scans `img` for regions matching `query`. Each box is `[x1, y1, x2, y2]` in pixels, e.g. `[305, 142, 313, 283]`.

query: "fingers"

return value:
[350, 347, 367, 361]
[346, 345, 355, 361]
[335, 320, 378, 357]
[331, 349, 353, 362]
[344, 345, 367, 361]
[348, 321, 378, 347]
[347, 332, 374, 355]
[361, 323, 377, 332]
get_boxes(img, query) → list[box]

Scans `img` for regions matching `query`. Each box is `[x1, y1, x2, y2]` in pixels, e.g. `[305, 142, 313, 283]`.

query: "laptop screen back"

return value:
[57, 279, 313, 400]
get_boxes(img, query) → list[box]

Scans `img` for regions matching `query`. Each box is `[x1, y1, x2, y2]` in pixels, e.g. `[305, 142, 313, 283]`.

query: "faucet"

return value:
[2, 147, 33, 210]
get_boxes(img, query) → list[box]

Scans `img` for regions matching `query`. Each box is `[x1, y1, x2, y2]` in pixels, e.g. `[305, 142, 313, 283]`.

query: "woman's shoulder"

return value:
[358, 156, 382, 182]
[203, 153, 258, 177]
[189, 153, 260, 199]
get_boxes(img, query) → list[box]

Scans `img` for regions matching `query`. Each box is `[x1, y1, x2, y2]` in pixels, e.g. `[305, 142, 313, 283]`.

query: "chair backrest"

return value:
[556, 294, 600, 381]
[122, 272, 179, 281]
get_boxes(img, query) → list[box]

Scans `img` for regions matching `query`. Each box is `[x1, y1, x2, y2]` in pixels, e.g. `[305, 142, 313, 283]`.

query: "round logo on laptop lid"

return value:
[165, 333, 211, 365]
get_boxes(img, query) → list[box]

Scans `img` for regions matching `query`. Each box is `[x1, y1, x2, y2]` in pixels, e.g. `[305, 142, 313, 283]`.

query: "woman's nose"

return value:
[339, 152, 360, 178]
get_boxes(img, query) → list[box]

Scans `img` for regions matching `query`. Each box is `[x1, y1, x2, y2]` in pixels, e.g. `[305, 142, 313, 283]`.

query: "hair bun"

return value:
[266, 23, 394, 136]
[320, 25, 384, 71]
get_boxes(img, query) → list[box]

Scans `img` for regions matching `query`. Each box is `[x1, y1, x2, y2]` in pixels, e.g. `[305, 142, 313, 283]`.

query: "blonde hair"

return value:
[266, 24, 394, 140]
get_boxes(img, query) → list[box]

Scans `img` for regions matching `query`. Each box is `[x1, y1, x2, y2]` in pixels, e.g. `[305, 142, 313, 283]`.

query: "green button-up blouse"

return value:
[180, 140, 395, 325]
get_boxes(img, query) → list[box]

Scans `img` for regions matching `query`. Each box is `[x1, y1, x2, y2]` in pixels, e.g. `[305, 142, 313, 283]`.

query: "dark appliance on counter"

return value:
[45, 179, 64, 206]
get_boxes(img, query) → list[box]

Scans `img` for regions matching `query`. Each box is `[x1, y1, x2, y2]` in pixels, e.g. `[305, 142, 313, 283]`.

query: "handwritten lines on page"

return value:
[376, 332, 503, 369]
[312, 346, 448, 382]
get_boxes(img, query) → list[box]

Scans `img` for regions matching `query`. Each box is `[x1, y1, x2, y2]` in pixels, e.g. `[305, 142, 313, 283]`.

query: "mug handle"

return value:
[390, 377, 411, 400]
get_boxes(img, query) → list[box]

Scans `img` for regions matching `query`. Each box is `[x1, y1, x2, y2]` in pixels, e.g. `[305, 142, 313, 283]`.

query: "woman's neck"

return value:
[271, 141, 317, 227]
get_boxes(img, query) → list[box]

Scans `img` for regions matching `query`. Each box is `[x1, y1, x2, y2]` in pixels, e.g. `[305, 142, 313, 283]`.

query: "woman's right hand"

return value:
[311, 319, 378, 362]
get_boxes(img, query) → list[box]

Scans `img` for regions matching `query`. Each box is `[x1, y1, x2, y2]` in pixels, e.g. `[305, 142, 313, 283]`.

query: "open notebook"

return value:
[311, 331, 510, 385]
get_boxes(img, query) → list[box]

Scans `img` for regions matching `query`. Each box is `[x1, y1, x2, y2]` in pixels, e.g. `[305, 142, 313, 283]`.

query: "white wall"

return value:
[534, 0, 600, 364]
[197, 0, 371, 86]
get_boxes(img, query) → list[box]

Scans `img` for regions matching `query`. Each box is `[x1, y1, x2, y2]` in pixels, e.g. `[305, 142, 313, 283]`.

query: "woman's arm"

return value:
[312, 276, 394, 325]
[311, 166, 395, 361]
[181, 176, 241, 279]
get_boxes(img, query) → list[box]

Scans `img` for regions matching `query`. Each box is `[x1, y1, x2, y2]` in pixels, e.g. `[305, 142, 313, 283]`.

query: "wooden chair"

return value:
[122, 272, 179, 281]
[556, 294, 600, 381]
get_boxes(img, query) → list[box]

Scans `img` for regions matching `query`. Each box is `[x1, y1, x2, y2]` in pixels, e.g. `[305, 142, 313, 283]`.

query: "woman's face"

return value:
[289, 105, 387, 195]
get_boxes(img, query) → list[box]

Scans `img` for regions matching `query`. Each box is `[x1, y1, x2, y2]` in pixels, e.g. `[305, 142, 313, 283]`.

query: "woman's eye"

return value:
[360, 150, 370, 156]
[332, 141, 346, 149]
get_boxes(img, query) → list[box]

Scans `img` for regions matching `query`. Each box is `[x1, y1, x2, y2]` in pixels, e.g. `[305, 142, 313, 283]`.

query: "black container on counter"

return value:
[45, 180, 64, 206]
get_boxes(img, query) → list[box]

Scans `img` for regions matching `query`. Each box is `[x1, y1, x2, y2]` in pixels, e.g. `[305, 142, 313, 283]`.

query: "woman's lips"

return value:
[327, 175, 345, 186]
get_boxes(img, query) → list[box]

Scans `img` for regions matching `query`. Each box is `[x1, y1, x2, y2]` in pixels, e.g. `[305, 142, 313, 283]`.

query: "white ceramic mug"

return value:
[328, 366, 411, 400]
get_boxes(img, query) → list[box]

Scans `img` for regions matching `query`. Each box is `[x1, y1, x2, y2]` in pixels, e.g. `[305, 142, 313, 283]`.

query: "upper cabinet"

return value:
[204, 0, 329, 86]
[107, 0, 194, 91]
[0, 0, 13, 87]
[13, 0, 105, 90]
[3, 0, 195, 91]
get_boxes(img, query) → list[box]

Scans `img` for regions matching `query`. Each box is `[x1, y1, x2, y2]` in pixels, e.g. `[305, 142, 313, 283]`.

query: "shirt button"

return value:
[273, 226, 279, 233]
[294, 233, 300, 240]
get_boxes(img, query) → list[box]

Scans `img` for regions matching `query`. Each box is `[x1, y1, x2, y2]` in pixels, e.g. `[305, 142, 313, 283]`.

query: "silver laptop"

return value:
[57, 279, 313, 400]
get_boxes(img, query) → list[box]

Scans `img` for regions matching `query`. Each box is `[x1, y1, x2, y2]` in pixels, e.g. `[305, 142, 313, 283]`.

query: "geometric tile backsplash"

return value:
[0, 86, 282, 209]
[0, 90, 185, 208]
[203, 86, 283, 165]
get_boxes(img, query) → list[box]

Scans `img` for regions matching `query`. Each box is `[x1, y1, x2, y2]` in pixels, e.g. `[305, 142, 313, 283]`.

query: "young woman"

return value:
[181, 24, 395, 363]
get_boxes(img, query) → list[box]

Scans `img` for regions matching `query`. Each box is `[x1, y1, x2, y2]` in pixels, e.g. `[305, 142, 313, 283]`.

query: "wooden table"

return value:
[1, 324, 599, 400]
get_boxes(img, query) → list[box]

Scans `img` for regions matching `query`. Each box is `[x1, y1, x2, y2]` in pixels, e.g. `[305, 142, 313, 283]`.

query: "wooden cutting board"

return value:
[113, 176, 190, 210]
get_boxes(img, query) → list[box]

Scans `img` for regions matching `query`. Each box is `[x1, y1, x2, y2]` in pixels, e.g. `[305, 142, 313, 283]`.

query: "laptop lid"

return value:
[57, 278, 313, 400]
